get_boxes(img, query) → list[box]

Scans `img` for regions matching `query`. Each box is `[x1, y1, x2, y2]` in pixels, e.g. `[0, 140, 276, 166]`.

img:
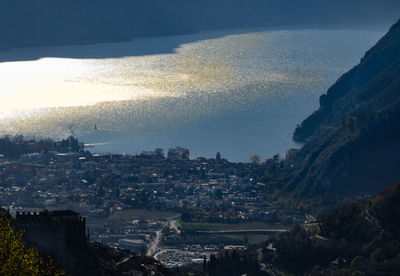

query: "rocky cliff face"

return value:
[283, 19, 400, 206]
[294, 19, 400, 142]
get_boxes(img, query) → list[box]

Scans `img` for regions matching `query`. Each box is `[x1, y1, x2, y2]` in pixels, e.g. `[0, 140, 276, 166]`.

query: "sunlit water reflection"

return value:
[0, 27, 386, 161]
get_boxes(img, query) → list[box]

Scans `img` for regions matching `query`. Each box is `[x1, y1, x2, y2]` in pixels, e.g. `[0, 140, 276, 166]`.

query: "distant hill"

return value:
[0, 0, 400, 51]
[280, 19, 400, 207]
[270, 181, 400, 275]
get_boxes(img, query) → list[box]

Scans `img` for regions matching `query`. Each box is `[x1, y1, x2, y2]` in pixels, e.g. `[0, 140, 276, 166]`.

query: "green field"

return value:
[182, 221, 285, 232]
[108, 209, 179, 223]
[162, 232, 270, 247]
[162, 233, 244, 246]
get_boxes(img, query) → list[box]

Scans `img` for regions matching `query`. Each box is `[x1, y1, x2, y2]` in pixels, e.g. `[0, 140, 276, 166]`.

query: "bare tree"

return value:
[250, 154, 261, 163]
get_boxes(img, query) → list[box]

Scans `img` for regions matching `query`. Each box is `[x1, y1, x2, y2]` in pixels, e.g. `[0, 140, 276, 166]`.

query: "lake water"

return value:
[0, 26, 387, 161]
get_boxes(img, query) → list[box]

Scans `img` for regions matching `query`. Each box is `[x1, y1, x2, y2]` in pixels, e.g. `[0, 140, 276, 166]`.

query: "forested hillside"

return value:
[270, 181, 400, 275]
[0, 0, 399, 50]
[284, 100, 400, 201]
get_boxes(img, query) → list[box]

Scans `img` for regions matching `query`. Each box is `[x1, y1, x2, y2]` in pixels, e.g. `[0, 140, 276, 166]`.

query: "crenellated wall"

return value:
[11, 209, 90, 275]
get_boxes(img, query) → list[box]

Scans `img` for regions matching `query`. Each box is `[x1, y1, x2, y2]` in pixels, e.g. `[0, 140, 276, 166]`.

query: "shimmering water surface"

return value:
[0, 27, 386, 161]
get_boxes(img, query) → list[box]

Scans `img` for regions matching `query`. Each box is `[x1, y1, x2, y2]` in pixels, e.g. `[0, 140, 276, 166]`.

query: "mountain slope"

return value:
[294, 19, 400, 142]
[271, 181, 400, 275]
[282, 18, 400, 205]
[1, 0, 399, 51]
[285, 101, 400, 199]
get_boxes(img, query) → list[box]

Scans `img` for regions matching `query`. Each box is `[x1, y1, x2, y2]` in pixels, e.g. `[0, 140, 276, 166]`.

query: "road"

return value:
[147, 221, 286, 256]
[146, 217, 180, 256]
[169, 219, 181, 234]
[147, 229, 162, 256]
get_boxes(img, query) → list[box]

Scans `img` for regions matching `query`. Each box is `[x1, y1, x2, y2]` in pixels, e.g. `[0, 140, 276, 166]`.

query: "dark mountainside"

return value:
[270, 181, 400, 275]
[294, 19, 400, 142]
[231, 19, 400, 275]
[285, 101, 400, 200]
[279, 19, 400, 209]
[1, 0, 400, 51]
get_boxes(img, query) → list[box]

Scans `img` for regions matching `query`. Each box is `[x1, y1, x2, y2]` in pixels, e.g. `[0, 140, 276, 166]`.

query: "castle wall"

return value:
[11, 210, 88, 273]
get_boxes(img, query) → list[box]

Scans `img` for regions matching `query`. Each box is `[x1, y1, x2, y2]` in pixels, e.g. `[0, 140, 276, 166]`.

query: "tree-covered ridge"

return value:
[283, 99, 400, 204]
[0, 217, 64, 276]
[0, 135, 82, 158]
[269, 182, 400, 275]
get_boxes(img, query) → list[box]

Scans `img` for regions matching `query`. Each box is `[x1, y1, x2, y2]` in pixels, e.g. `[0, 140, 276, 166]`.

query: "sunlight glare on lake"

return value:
[0, 27, 386, 160]
[0, 57, 159, 113]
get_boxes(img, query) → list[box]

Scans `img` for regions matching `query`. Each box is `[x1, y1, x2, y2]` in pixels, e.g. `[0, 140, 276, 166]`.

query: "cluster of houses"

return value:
[0, 148, 294, 222]
[0, 146, 305, 265]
